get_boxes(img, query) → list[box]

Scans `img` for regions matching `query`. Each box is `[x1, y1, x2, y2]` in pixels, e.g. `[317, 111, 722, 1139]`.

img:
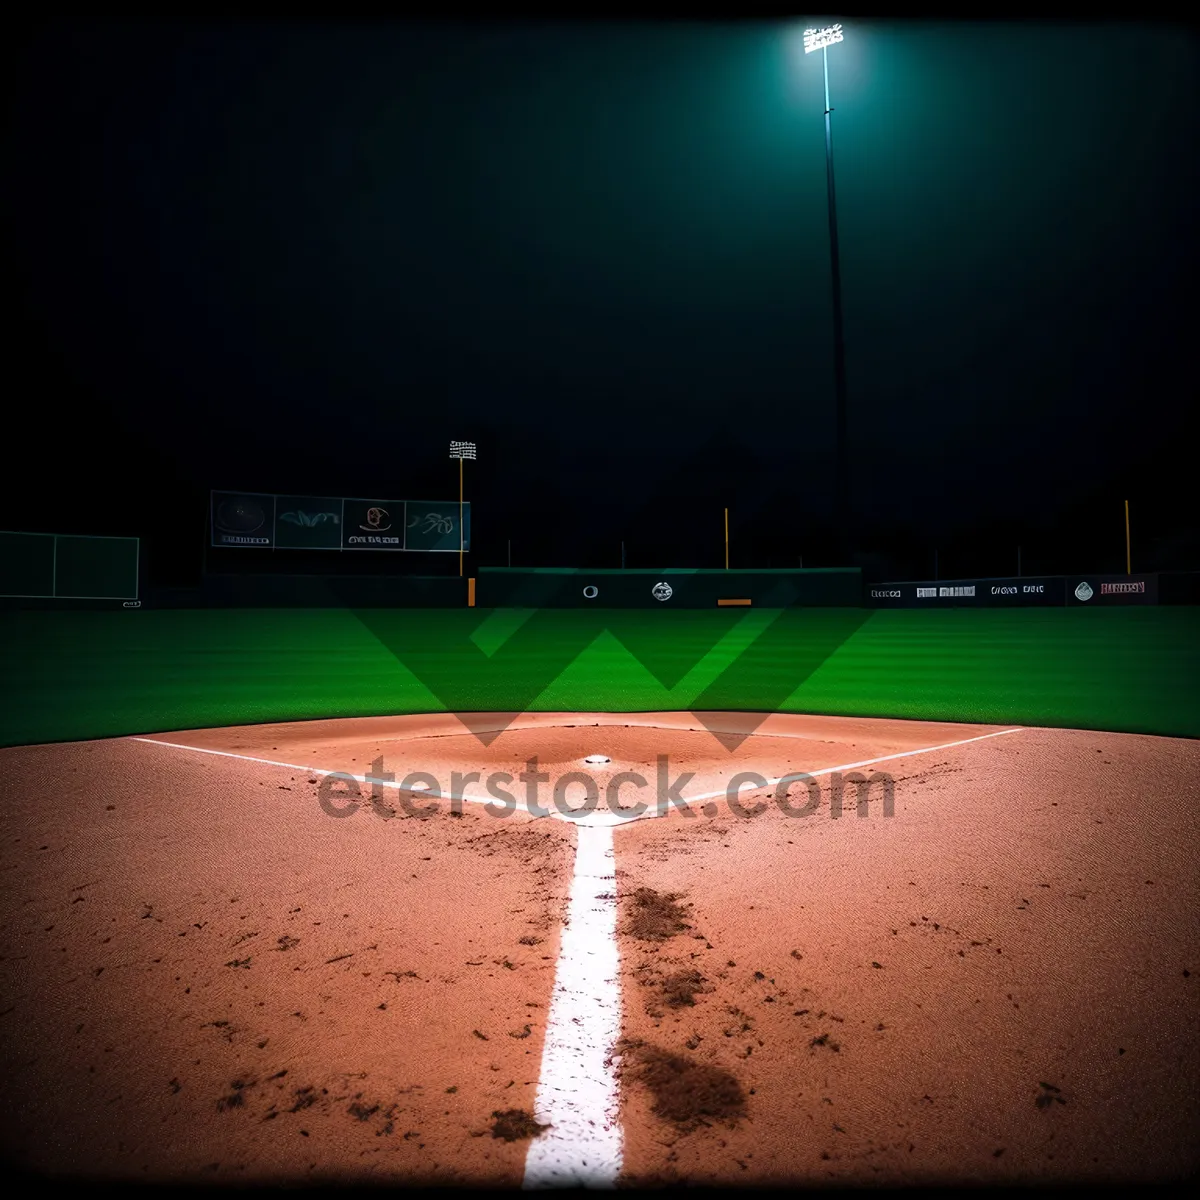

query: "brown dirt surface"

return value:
[1, 712, 1196, 1186]
[611, 722, 1200, 1186]
[0, 734, 574, 1184]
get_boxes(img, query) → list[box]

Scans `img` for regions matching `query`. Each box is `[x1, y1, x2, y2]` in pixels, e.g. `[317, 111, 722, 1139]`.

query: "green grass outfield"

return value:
[1, 606, 1197, 748]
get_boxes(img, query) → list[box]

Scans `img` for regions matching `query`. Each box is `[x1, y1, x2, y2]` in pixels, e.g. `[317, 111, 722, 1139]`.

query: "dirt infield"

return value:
[0, 712, 1196, 1185]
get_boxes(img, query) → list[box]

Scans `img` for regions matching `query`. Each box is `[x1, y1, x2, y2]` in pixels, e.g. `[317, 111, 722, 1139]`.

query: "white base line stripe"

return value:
[127, 737, 558, 818]
[128, 723, 1024, 1188]
[129, 726, 1022, 825]
[674, 726, 1024, 811]
[522, 825, 622, 1188]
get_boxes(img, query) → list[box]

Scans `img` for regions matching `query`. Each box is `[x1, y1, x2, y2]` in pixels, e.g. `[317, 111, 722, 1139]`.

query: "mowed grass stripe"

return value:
[792, 607, 1200, 737]
[0, 609, 435, 745]
[0, 606, 1196, 747]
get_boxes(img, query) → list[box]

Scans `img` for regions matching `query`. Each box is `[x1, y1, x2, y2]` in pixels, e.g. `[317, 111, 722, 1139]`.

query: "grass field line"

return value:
[128, 725, 1025, 827]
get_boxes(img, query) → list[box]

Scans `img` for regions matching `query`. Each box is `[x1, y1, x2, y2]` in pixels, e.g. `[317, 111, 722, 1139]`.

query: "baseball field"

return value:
[0, 605, 1197, 1186]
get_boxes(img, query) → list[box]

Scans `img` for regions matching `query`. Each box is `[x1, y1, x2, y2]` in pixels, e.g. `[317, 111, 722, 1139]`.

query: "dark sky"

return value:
[7, 18, 1198, 580]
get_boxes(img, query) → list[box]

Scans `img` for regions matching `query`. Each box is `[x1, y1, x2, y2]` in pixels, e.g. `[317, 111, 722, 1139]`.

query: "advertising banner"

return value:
[1066, 575, 1159, 605]
[211, 492, 470, 552]
[866, 576, 1067, 607]
[343, 499, 405, 550]
[476, 568, 862, 609]
[402, 501, 470, 553]
[211, 493, 275, 548]
[274, 496, 344, 550]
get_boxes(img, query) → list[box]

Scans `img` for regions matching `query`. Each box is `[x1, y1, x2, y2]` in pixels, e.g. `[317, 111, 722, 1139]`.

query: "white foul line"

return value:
[128, 736, 555, 818]
[130, 725, 1023, 825]
[522, 825, 622, 1188]
[656, 725, 1025, 813]
[517, 724, 1024, 1188]
[129, 723, 1025, 1187]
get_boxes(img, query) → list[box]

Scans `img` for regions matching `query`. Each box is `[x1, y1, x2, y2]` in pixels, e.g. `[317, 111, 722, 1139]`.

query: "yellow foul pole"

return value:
[459, 457, 464, 578]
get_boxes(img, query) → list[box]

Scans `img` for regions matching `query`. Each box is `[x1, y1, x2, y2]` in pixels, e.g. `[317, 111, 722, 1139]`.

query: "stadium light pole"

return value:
[804, 22, 849, 563]
[449, 441, 476, 578]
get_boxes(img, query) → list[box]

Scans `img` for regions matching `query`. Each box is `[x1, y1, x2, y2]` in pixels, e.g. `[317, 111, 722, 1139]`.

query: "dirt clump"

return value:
[658, 969, 710, 1008]
[616, 1039, 746, 1129]
[625, 888, 692, 940]
[490, 1108, 549, 1141]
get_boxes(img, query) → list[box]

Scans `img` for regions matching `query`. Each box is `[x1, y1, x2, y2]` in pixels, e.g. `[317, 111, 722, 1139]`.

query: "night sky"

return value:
[7, 18, 1198, 582]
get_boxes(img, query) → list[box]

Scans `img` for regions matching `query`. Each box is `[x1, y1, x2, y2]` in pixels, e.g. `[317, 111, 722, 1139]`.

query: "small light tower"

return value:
[449, 441, 476, 577]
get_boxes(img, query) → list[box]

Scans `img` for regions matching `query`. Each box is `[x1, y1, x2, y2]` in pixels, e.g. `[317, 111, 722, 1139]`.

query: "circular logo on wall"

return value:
[651, 581, 673, 602]
[216, 498, 266, 533]
[361, 506, 391, 532]
[582, 585, 599, 599]
[1074, 581, 1094, 601]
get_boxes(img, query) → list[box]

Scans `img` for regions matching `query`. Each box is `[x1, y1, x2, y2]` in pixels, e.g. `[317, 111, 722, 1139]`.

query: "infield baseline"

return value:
[128, 723, 1024, 1186]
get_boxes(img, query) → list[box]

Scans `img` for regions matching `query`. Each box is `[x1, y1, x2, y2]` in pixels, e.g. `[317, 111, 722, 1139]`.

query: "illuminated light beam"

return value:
[804, 23, 844, 54]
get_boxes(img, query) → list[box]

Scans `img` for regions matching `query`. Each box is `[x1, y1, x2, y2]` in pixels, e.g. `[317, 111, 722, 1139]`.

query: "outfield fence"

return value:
[0, 531, 140, 607]
[474, 567, 863, 608]
[862, 572, 1200, 608]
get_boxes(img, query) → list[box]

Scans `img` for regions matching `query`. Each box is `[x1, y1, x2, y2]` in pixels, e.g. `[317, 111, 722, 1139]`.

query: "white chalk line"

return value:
[128, 724, 1025, 1187]
[517, 724, 1025, 1187]
[128, 736, 554, 817]
[522, 824, 622, 1188]
[671, 725, 1025, 811]
[130, 725, 1023, 827]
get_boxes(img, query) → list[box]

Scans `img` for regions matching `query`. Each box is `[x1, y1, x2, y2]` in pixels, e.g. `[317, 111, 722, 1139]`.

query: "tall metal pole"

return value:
[822, 45, 849, 564]
[449, 441, 476, 576]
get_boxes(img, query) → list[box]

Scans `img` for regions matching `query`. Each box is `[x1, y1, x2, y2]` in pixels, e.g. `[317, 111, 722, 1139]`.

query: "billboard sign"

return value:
[866, 577, 1067, 606]
[343, 499, 404, 549]
[402, 501, 470, 553]
[211, 492, 470, 552]
[212, 493, 275, 547]
[274, 496, 344, 550]
[1066, 575, 1158, 605]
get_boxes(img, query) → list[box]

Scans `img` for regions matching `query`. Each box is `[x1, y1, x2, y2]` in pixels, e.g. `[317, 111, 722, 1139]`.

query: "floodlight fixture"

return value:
[803, 24, 844, 54]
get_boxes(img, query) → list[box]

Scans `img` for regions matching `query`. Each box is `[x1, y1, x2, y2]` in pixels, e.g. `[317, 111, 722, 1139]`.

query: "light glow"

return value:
[803, 24, 844, 54]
